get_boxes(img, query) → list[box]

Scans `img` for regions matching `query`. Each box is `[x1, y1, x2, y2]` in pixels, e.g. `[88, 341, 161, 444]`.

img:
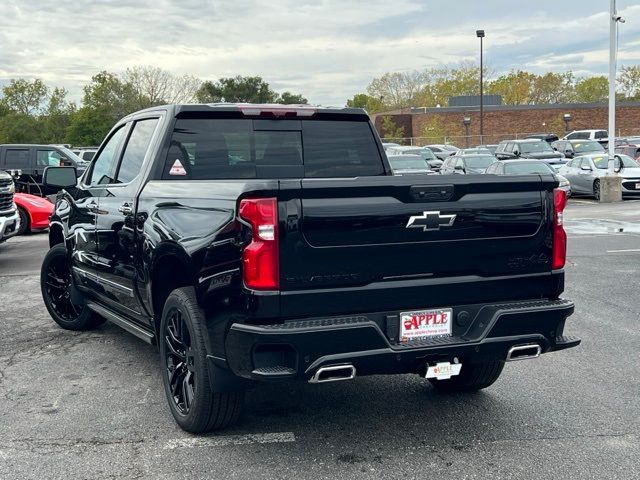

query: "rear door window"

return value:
[164, 118, 383, 179]
[36, 149, 64, 167]
[4, 149, 30, 169]
[116, 118, 159, 184]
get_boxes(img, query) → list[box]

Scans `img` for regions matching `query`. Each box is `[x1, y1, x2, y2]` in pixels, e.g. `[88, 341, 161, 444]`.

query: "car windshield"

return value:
[504, 162, 554, 175]
[401, 149, 436, 160]
[573, 141, 604, 153]
[463, 148, 491, 155]
[388, 157, 429, 170]
[58, 146, 88, 164]
[592, 155, 639, 169]
[520, 142, 554, 154]
[465, 155, 496, 169]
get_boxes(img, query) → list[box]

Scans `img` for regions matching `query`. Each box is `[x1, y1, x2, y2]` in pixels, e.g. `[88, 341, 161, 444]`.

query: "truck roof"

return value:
[129, 103, 368, 119]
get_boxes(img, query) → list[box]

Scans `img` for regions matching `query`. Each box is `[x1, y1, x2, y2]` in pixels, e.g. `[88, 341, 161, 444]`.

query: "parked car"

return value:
[387, 155, 436, 176]
[551, 139, 605, 158]
[382, 142, 400, 152]
[477, 144, 498, 155]
[426, 144, 460, 160]
[495, 139, 566, 170]
[461, 147, 492, 155]
[39, 103, 578, 433]
[562, 129, 608, 145]
[485, 160, 571, 196]
[0, 170, 20, 244]
[0, 144, 88, 196]
[615, 144, 640, 161]
[72, 147, 99, 162]
[558, 153, 640, 200]
[440, 154, 496, 174]
[386, 146, 443, 171]
[13, 192, 54, 235]
[525, 133, 559, 143]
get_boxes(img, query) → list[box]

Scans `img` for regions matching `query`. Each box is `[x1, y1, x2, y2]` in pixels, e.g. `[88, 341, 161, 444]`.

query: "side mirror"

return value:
[43, 166, 78, 189]
[565, 149, 574, 158]
[513, 150, 520, 157]
[614, 158, 623, 173]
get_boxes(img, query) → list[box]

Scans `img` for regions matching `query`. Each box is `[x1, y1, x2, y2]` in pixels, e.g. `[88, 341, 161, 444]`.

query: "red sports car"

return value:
[13, 193, 54, 235]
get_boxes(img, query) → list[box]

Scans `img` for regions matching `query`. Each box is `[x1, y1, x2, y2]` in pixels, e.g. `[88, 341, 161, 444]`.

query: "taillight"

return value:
[239, 197, 279, 290]
[552, 188, 567, 270]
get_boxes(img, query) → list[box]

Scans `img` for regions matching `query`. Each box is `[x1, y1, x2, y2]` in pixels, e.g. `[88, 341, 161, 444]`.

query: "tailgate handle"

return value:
[410, 185, 454, 202]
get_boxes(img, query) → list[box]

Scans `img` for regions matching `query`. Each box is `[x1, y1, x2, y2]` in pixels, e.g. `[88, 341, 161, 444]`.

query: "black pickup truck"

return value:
[40, 104, 579, 433]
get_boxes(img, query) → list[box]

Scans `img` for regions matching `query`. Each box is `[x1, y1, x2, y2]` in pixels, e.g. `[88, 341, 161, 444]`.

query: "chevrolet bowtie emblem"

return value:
[406, 211, 456, 231]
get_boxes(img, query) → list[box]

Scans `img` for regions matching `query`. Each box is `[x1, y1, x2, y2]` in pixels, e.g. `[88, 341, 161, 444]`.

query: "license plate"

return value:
[425, 362, 462, 380]
[400, 308, 452, 342]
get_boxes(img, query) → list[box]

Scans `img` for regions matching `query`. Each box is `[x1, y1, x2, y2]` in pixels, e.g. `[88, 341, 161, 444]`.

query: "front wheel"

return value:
[17, 206, 30, 235]
[428, 360, 505, 392]
[159, 287, 244, 433]
[40, 244, 104, 330]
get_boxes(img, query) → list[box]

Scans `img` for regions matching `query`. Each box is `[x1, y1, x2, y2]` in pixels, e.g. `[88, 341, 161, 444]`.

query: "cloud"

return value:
[0, 0, 638, 106]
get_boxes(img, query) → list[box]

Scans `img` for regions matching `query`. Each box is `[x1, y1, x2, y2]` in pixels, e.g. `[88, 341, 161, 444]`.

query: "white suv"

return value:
[562, 129, 608, 144]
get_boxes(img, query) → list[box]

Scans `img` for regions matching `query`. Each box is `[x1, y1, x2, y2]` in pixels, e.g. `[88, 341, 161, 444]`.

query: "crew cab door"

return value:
[70, 125, 128, 292]
[93, 117, 160, 321]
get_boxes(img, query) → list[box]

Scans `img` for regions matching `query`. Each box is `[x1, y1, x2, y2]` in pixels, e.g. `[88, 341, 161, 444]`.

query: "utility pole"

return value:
[608, 0, 617, 172]
[476, 30, 485, 145]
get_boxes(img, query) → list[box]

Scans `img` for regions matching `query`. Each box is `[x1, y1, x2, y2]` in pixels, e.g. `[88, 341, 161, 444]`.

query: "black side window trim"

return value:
[113, 117, 161, 186]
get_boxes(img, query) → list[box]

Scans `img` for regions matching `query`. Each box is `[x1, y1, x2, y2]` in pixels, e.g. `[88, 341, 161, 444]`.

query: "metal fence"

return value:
[382, 128, 640, 148]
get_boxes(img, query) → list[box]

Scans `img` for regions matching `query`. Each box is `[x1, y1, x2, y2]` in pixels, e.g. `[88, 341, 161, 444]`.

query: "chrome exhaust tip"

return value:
[506, 344, 542, 362]
[309, 364, 356, 384]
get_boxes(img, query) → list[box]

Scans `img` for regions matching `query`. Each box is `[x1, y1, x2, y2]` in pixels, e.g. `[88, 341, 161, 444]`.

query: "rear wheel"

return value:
[17, 206, 29, 235]
[428, 360, 505, 392]
[593, 179, 601, 201]
[159, 287, 244, 433]
[40, 244, 104, 330]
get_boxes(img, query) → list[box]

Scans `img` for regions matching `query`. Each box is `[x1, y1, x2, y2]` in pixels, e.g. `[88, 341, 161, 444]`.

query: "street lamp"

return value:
[476, 29, 485, 144]
[563, 113, 572, 133]
[463, 116, 471, 147]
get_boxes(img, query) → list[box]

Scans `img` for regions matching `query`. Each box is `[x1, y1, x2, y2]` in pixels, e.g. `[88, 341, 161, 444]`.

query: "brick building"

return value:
[372, 102, 640, 145]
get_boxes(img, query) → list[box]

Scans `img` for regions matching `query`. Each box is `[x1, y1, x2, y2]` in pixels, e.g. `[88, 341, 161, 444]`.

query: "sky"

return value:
[0, 0, 639, 107]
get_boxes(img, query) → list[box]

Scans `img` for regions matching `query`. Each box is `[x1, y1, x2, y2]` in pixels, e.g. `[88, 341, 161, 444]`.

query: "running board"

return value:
[86, 301, 155, 344]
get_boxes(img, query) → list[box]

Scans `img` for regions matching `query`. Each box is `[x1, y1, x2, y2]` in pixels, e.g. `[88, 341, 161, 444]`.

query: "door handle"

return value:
[86, 201, 99, 213]
[118, 203, 133, 215]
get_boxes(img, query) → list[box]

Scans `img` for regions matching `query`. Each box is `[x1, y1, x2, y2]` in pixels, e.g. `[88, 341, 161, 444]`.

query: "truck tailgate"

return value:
[278, 175, 558, 315]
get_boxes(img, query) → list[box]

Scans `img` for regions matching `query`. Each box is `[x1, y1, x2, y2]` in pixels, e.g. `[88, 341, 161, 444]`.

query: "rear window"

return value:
[504, 162, 554, 175]
[163, 118, 384, 179]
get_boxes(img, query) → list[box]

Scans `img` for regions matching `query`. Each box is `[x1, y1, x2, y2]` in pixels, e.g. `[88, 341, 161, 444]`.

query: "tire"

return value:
[428, 360, 505, 392]
[159, 287, 244, 433]
[40, 244, 105, 330]
[17, 206, 30, 235]
[593, 179, 601, 201]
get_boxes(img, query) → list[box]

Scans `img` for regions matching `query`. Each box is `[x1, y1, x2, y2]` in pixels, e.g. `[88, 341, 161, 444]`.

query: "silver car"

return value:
[558, 153, 640, 200]
[387, 155, 437, 176]
[387, 146, 443, 171]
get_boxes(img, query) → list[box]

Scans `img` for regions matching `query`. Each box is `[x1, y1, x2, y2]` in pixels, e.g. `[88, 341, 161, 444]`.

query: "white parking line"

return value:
[606, 249, 640, 253]
[164, 432, 296, 449]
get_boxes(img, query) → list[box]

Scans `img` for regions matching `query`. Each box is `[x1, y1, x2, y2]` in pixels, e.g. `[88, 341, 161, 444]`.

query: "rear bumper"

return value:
[220, 298, 579, 382]
[0, 209, 20, 242]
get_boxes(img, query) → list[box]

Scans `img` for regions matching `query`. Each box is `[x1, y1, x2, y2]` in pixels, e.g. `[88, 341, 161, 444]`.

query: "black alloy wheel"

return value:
[17, 206, 29, 235]
[164, 308, 196, 415]
[40, 244, 104, 330]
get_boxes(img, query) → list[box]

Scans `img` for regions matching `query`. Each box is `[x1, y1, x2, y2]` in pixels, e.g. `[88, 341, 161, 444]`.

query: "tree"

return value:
[574, 76, 608, 103]
[196, 76, 277, 103]
[619, 65, 640, 100]
[276, 91, 308, 104]
[42, 87, 75, 143]
[530, 72, 576, 104]
[346, 93, 384, 113]
[1, 78, 49, 115]
[488, 70, 537, 105]
[366, 71, 424, 110]
[0, 114, 41, 144]
[380, 116, 405, 139]
[123, 66, 201, 105]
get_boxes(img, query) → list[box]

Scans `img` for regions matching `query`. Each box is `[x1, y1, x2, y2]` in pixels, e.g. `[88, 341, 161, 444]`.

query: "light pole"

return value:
[563, 113, 572, 133]
[608, 0, 625, 172]
[463, 116, 471, 147]
[476, 30, 485, 144]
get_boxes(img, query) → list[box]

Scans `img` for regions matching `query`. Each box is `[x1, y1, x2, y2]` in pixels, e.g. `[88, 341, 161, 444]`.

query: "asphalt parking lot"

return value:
[0, 199, 639, 480]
